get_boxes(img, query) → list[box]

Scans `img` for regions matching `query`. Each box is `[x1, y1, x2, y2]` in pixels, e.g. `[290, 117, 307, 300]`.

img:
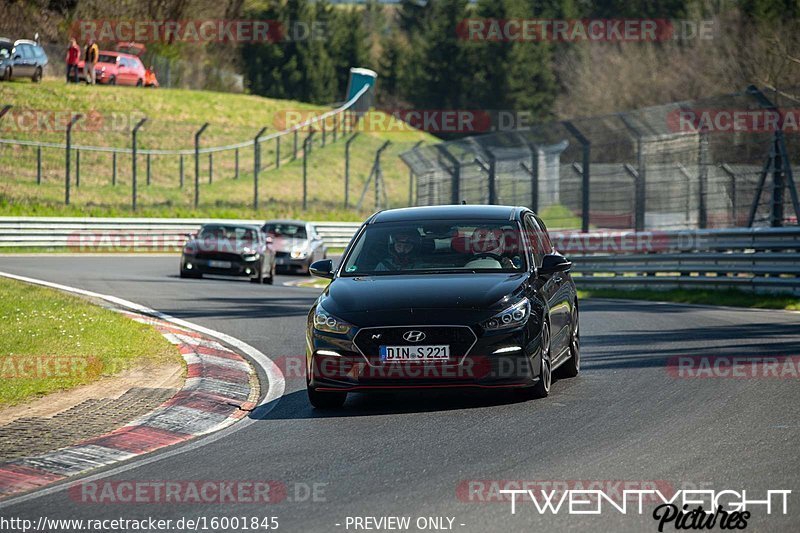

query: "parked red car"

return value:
[78, 51, 146, 86]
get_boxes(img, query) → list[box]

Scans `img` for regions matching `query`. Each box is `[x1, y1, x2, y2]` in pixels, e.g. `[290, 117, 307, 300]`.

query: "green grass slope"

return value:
[0, 80, 435, 221]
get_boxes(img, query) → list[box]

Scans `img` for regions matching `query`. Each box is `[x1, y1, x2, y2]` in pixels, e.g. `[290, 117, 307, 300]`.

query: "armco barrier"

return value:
[565, 227, 800, 295]
[0, 217, 361, 250]
[1, 218, 797, 295]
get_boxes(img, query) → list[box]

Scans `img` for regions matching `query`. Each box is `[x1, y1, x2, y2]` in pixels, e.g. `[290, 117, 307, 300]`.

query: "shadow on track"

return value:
[248, 387, 549, 420]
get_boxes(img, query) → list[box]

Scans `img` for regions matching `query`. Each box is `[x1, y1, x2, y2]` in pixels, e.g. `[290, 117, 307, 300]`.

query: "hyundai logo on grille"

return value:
[402, 330, 426, 343]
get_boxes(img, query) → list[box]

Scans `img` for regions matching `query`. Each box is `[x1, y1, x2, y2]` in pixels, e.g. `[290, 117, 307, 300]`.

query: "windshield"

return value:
[263, 223, 307, 239]
[342, 220, 527, 275]
[198, 225, 258, 242]
[97, 54, 117, 64]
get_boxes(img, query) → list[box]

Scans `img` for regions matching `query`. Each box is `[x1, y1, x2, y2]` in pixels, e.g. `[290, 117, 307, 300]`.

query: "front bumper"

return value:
[275, 253, 309, 271]
[307, 325, 542, 391]
[181, 255, 261, 278]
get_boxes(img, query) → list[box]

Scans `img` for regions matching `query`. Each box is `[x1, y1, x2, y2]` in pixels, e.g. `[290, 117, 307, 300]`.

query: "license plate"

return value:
[208, 260, 232, 268]
[379, 345, 450, 362]
[276, 257, 287, 265]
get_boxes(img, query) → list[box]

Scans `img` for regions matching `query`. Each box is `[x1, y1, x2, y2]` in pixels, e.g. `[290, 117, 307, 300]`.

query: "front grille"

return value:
[275, 251, 290, 258]
[196, 252, 242, 262]
[353, 326, 477, 364]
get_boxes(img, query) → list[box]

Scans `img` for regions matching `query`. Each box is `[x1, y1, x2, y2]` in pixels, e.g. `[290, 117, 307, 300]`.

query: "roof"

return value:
[200, 223, 262, 230]
[370, 205, 524, 223]
[13, 39, 39, 46]
[262, 219, 308, 226]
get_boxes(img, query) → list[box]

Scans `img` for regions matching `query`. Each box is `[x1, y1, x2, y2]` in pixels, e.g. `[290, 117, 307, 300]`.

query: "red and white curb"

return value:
[0, 272, 285, 501]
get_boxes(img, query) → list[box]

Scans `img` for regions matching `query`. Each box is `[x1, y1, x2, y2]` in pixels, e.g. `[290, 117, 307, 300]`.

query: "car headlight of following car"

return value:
[291, 248, 308, 259]
[313, 306, 352, 335]
[483, 299, 531, 331]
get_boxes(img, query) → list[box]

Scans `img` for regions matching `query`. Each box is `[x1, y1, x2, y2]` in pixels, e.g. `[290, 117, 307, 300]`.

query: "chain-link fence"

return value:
[401, 86, 800, 231]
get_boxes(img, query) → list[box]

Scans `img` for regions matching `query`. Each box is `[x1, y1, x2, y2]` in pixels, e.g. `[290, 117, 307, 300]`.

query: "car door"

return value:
[12, 45, 33, 77]
[116, 56, 130, 84]
[525, 214, 569, 357]
[523, 214, 557, 339]
[535, 214, 572, 358]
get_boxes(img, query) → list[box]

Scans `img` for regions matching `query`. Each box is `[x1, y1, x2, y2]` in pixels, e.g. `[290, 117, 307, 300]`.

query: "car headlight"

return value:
[291, 249, 308, 259]
[313, 306, 352, 335]
[182, 243, 196, 256]
[482, 299, 530, 331]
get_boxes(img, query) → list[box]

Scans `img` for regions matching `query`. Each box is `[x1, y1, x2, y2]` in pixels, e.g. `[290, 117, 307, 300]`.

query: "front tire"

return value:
[32, 67, 42, 83]
[2, 67, 11, 81]
[136, 78, 143, 87]
[307, 386, 347, 409]
[108, 76, 116, 86]
[530, 322, 552, 398]
[556, 306, 580, 378]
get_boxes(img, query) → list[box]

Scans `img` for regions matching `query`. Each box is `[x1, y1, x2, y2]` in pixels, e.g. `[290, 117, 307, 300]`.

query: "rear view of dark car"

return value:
[0, 39, 48, 82]
[180, 224, 276, 284]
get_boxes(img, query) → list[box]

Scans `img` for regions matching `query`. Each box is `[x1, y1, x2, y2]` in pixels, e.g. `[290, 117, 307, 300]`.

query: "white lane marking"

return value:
[0, 270, 287, 508]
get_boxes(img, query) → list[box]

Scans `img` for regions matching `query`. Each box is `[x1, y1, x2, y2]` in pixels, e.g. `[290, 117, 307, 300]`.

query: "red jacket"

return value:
[67, 44, 80, 65]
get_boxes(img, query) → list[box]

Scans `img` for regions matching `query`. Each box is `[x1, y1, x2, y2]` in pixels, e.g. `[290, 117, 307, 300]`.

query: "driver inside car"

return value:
[375, 229, 420, 271]
[465, 227, 515, 269]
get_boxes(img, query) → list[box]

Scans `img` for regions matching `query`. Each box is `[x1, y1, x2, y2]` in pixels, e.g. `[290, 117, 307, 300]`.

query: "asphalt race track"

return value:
[1, 256, 798, 532]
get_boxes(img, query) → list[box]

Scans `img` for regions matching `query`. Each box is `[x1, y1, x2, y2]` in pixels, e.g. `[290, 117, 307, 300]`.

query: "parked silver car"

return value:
[262, 220, 327, 274]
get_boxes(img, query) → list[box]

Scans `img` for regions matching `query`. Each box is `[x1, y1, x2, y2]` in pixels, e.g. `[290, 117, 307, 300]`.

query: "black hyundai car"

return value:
[180, 223, 276, 284]
[305, 205, 580, 408]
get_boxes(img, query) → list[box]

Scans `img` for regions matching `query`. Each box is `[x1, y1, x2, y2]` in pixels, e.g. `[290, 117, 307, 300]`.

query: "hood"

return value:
[320, 272, 529, 324]
[272, 236, 309, 253]
[188, 238, 260, 255]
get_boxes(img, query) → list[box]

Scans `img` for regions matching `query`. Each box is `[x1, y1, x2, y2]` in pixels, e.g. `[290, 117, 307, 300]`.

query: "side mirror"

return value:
[539, 253, 572, 276]
[309, 259, 334, 279]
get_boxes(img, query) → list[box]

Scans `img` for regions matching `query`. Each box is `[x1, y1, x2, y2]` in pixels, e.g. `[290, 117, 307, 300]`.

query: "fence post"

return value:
[698, 130, 709, 229]
[302, 130, 316, 210]
[253, 127, 267, 210]
[436, 145, 461, 205]
[131, 117, 147, 211]
[519, 141, 540, 213]
[112, 151, 117, 186]
[234, 148, 239, 179]
[37, 145, 42, 185]
[719, 164, 738, 225]
[321, 119, 326, 147]
[772, 133, 784, 227]
[194, 123, 209, 208]
[208, 153, 213, 184]
[617, 114, 645, 231]
[563, 122, 591, 232]
[333, 114, 338, 143]
[408, 140, 424, 206]
[146, 153, 151, 186]
[75, 150, 80, 188]
[293, 129, 298, 160]
[179, 154, 184, 188]
[64, 114, 82, 206]
[275, 136, 281, 169]
[344, 133, 359, 208]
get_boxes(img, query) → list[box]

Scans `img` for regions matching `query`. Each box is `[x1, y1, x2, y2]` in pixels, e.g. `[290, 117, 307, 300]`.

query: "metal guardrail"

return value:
[0, 217, 361, 249]
[566, 227, 800, 295]
[1, 218, 797, 295]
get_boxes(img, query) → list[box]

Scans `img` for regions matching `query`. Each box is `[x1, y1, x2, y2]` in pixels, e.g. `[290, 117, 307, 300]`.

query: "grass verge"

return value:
[0, 277, 180, 406]
[577, 288, 800, 311]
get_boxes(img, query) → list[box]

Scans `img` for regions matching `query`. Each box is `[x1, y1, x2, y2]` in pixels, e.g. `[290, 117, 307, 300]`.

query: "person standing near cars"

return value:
[83, 39, 98, 85]
[66, 38, 80, 83]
